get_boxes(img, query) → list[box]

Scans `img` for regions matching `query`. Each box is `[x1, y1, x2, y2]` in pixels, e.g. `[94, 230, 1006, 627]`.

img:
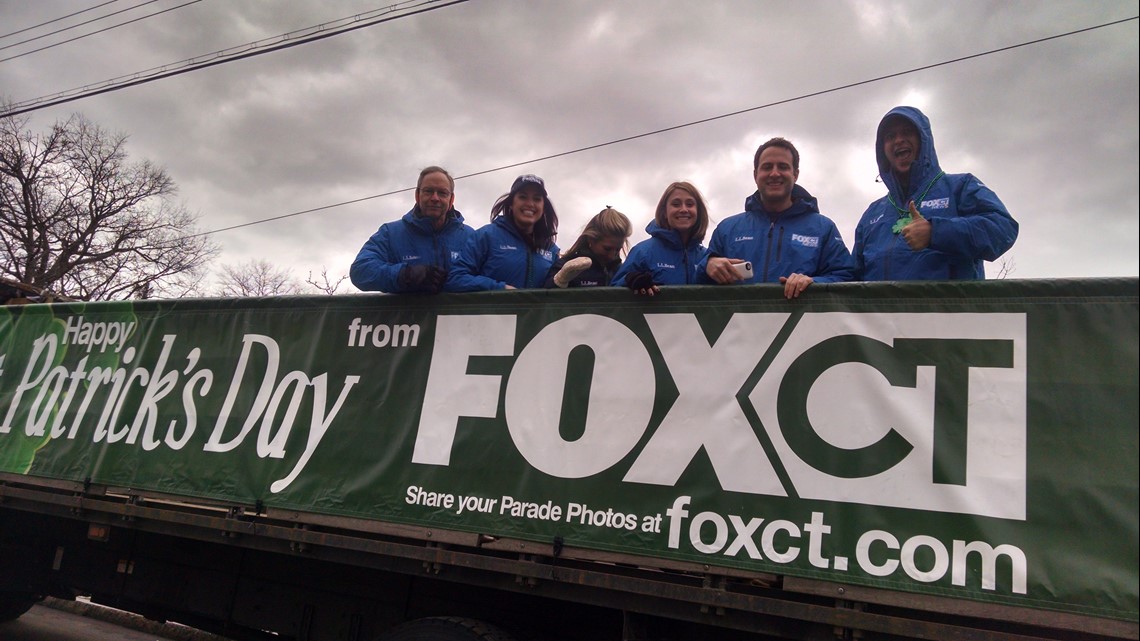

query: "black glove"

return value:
[399, 264, 448, 293]
[423, 265, 448, 293]
[625, 271, 655, 291]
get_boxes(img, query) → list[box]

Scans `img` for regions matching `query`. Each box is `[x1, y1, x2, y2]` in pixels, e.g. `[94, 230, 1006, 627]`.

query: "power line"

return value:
[0, 0, 120, 40]
[0, 1, 202, 64]
[0, 0, 164, 52]
[190, 15, 1138, 238]
[0, 0, 468, 118]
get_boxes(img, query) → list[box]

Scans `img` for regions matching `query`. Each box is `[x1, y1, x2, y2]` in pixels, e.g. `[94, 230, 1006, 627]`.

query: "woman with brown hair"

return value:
[611, 181, 710, 296]
[445, 174, 560, 291]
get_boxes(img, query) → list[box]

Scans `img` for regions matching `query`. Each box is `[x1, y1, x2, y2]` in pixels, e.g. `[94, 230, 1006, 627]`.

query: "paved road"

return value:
[0, 601, 227, 641]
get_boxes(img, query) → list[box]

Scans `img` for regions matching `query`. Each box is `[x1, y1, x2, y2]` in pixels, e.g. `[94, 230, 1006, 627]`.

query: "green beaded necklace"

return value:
[887, 170, 944, 234]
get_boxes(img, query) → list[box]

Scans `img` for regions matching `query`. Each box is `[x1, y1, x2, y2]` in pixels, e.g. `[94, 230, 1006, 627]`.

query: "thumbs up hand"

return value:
[901, 200, 932, 250]
[908, 200, 925, 221]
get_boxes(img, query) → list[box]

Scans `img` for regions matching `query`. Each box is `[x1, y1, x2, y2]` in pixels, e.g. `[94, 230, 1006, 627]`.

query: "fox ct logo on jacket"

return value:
[791, 234, 819, 248]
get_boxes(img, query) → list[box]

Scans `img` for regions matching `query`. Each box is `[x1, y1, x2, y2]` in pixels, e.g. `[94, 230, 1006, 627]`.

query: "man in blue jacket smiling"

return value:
[350, 166, 474, 293]
[702, 137, 854, 299]
[854, 106, 1018, 281]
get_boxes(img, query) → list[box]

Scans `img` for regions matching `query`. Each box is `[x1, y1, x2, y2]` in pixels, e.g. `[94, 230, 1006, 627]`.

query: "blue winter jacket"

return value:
[611, 221, 706, 287]
[350, 208, 474, 293]
[445, 215, 559, 291]
[854, 106, 1018, 281]
[698, 185, 854, 284]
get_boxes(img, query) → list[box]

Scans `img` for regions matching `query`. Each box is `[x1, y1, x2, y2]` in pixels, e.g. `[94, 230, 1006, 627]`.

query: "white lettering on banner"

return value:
[396, 486, 1027, 595]
[1, 335, 60, 433]
[1, 328, 354, 494]
[855, 529, 1026, 593]
[624, 313, 788, 493]
[415, 311, 1027, 519]
[412, 315, 516, 466]
[566, 502, 638, 530]
[404, 484, 664, 532]
[501, 495, 562, 521]
[346, 317, 420, 348]
[505, 315, 654, 477]
[456, 494, 497, 514]
[62, 315, 135, 353]
[665, 496, 833, 568]
[953, 540, 1028, 592]
[405, 485, 455, 509]
[173, 352, 212, 450]
[750, 313, 1026, 519]
[5, 335, 209, 449]
[667, 496, 1028, 594]
[203, 334, 361, 493]
[123, 335, 179, 450]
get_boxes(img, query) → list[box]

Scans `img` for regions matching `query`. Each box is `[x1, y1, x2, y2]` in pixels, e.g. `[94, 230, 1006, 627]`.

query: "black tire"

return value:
[0, 592, 39, 623]
[378, 616, 518, 641]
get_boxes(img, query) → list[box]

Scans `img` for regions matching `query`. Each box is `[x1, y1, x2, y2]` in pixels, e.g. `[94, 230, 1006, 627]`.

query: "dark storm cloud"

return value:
[2, 0, 1136, 286]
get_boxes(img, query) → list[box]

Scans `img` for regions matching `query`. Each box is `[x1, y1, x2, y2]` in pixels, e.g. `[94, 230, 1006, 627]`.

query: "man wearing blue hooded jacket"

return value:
[701, 137, 854, 299]
[854, 106, 1018, 281]
[350, 166, 474, 294]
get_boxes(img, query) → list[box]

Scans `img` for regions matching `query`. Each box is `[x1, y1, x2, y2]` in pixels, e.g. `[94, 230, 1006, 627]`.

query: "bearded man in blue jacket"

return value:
[854, 106, 1018, 281]
[702, 137, 854, 299]
[350, 166, 474, 293]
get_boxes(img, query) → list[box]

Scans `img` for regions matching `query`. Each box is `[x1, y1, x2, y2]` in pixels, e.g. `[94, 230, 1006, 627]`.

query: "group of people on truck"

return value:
[349, 106, 1020, 299]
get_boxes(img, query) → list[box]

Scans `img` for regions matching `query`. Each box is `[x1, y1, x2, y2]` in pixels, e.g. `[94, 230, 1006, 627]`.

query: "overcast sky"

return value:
[3, 0, 1137, 293]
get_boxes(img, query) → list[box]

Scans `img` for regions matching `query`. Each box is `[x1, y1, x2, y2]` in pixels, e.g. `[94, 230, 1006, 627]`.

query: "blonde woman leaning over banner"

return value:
[544, 207, 633, 288]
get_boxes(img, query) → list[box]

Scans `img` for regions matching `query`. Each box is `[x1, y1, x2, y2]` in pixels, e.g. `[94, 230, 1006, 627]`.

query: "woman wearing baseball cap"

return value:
[446, 174, 560, 290]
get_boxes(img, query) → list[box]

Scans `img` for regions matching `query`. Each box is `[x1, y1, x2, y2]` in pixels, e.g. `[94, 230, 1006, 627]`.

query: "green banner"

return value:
[1, 279, 1137, 622]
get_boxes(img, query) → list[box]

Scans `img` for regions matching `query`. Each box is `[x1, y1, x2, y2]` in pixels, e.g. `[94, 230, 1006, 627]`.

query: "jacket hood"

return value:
[405, 207, 465, 233]
[491, 211, 556, 250]
[743, 183, 817, 219]
[491, 212, 531, 243]
[876, 106, 942, 201]
[645, 220, 699, 249]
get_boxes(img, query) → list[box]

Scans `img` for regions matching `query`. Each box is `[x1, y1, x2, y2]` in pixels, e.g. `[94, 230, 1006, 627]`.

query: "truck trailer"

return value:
[1, 279, 1137, 640]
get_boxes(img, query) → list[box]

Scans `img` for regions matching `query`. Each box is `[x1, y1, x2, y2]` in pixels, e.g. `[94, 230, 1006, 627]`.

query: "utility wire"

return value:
[1, 0, 164, 52]
[190, 15, 1138, 238]
[0, 0, 120, 40]
[0, 0, 466, 117]
[0, 1, 202, 65]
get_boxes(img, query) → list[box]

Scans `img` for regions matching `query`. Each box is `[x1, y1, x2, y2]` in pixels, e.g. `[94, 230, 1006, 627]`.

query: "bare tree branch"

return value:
[216, 259, 302, 297]
[305, 267, 348, 295]
[1, 111, 217, 300]
[993, 255, 1016, 280]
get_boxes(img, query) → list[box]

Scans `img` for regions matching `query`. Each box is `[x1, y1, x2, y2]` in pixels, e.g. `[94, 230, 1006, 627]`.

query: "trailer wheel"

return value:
[0, 592, 39, 623]
[378, 616, 517, 641]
